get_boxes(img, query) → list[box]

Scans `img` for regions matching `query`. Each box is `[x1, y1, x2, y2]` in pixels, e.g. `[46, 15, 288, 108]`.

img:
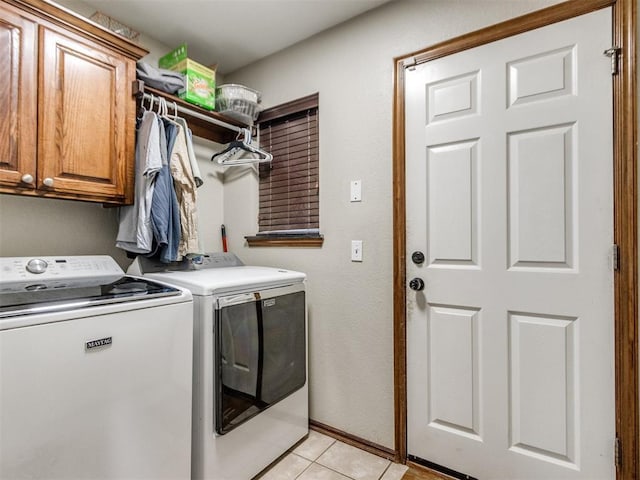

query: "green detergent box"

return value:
[159, 44, 216, 111]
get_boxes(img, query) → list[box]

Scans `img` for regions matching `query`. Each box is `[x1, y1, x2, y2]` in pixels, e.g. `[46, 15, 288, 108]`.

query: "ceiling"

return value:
[77, 0, 392, 74]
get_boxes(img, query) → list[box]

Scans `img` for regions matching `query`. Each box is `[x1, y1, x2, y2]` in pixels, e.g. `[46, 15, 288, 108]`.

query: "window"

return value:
[245, 93, 322, 247]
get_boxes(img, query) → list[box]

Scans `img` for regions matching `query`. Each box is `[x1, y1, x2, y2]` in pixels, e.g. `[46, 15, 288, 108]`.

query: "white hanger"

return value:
[211, 128, 273, 166]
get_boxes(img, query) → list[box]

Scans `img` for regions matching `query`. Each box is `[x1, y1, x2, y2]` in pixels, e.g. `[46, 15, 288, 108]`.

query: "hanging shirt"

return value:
[174, 116, 203, 187]
[147, 118, 181, 263]
[164, 119, 178, 160]
[170, 123, 201, 257]
[116, 110, 162, 254]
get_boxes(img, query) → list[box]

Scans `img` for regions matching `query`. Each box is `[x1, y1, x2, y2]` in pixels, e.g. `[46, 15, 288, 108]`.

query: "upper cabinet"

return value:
[0, 0, 148, 205]
[0, 4, 37, 189]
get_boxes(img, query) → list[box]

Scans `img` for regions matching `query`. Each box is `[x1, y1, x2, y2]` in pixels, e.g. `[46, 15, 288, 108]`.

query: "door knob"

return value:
[409, 278, 425, 291]
[42, 177, 54, 187]
[411, 251, 425, 264]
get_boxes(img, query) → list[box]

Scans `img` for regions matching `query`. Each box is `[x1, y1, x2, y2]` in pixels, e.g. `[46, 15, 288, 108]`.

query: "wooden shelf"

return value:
[136, 83, 247, 144]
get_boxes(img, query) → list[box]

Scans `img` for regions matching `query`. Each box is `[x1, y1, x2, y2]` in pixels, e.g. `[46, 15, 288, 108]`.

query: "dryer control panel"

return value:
[130, 252, 244, 275]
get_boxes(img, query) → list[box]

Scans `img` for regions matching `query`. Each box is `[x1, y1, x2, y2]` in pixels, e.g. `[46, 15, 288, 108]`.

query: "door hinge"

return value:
[603, 47, 621, 75]
[402, 56, 417, 71]
[615, 436, 622, 469]
[611, 244, 620, 271]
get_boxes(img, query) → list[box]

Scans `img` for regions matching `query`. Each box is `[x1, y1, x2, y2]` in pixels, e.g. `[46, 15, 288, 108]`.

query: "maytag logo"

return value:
[263, 298, 276, 307]
[86, 337, 112, 350]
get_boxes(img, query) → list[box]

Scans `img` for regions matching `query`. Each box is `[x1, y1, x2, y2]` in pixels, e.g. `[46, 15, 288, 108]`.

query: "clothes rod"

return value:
[141, 91, 245, 135]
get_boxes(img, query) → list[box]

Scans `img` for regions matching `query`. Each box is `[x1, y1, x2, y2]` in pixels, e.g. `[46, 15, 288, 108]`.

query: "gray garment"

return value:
[116, 110, 162, 254]
[147, 118, 181, 263]
[136, 61, 184, 94]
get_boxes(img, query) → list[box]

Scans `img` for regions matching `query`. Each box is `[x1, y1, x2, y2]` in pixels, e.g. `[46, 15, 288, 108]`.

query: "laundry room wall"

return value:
[223, 0, 563, 448]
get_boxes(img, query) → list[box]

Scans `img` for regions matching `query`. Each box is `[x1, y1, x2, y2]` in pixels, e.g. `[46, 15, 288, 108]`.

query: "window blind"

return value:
[257, 94, 319, 234]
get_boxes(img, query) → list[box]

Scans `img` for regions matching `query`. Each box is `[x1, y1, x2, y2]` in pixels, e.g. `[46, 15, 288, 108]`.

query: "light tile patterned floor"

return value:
[256, 431, 408, 480]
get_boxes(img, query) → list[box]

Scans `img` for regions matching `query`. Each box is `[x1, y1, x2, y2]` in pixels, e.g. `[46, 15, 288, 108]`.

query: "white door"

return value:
[405, 9, 614, 480]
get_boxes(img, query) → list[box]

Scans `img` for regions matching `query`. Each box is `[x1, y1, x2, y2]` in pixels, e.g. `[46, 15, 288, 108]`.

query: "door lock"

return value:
[411, 251, 425, 264]
[409, 278, 425, 291]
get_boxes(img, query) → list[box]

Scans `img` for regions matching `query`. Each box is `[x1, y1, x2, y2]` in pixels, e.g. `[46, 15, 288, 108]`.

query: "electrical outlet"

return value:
[351, 240, 363, 262]
[350, 180, 362, 202]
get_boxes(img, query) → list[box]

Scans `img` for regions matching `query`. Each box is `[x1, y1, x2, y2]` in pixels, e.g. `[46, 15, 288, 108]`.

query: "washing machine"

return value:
[0, 255, 193, 479]
[129, 253, 308, 480]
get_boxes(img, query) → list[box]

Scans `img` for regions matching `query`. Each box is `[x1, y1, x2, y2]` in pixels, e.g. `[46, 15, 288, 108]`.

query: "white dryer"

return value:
[129, 253, 308, 480]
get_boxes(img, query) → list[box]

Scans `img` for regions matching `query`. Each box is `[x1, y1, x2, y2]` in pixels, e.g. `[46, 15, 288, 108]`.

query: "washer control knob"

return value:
[411, 251, 425, 264]
[409, 277, 425, 291]
[43, 177, 54, 187]
[21, 174, 34, 184]
[26, 258, 48, 274]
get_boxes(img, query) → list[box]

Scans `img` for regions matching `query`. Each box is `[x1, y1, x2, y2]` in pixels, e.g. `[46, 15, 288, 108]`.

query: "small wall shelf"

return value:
[134, 81, 247, 144]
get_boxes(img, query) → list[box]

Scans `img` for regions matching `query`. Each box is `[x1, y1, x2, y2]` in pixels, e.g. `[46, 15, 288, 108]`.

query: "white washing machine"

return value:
[129, 253, 308, 480]
[0, 255, 194, 479]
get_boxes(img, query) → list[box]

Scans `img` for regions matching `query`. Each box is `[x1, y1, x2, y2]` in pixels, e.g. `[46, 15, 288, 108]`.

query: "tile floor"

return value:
[256, 431, 409, 480]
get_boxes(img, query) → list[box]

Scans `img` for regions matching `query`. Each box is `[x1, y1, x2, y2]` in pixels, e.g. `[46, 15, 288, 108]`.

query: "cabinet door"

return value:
[0, 5, 37, 189]
[39, 25, 133, 202]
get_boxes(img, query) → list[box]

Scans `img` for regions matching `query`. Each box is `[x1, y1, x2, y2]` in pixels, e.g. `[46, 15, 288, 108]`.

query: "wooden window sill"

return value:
[245, 235, 324, 248]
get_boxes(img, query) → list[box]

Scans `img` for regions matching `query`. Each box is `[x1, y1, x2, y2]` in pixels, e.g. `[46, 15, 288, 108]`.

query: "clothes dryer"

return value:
[129, 253, 308, 480]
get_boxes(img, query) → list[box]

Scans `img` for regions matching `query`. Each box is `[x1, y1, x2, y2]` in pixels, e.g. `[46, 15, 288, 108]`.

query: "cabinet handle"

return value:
[21, 174, 34, 184]
[42, 177, 54, 187]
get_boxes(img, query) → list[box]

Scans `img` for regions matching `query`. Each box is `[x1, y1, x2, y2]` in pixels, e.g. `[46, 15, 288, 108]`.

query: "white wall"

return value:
[224, 0, 563, 448]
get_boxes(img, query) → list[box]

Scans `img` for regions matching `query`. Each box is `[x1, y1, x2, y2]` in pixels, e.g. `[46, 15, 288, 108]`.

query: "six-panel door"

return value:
[405, 8, 615, 480]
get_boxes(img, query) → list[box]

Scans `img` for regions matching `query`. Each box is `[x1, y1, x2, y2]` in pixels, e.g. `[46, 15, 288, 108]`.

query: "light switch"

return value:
[350, 180, 362, 202]
[351, 240, 363, 262]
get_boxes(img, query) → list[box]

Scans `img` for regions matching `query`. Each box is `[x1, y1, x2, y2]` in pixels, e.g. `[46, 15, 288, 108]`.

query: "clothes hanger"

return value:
[154, 95, 163, 115]
[172, 102, 190, 131]
[172, 101, 180, 121]
[158, 97, 182, 129]
[137, 92, 153, 121]
[146, 93, 155, 111]
[211, 128, 273, 166]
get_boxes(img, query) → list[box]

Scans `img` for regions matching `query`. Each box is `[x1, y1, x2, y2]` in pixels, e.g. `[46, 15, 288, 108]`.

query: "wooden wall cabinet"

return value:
[0, 0, 148, 204]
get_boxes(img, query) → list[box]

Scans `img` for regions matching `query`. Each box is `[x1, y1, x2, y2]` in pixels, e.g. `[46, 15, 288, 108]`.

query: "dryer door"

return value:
[215, 283, 306, 435]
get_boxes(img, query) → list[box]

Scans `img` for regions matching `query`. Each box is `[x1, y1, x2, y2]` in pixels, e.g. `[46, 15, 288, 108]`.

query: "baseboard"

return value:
[309, 419, 399, 462]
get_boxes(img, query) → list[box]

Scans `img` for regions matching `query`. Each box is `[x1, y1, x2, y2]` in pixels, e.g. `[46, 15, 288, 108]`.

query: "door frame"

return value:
[392, 1, 638, 479]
